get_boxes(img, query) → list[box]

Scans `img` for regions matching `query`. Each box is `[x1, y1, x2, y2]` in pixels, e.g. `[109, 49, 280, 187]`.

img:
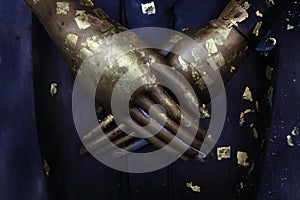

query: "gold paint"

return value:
[141, 1, 156, 15]
[186, 182, 201, 192]
[65, 34, 78, 49]
[75, 10, 91, 29]
[237, 151, 250, 167]
[252, 21, 263, 37]
[287, 135, 294, 147]
[199, 104, 210, 119]
[56, 2, 70, 15]
[267, 86, 274, 107]
[205, 38, 218, 54]
[79, 47, 93, 60]
[79, 0, 94, 7]
[230, 66, 236, 73]
[268, 37, 277, 45]
[291, 127, 299, 136]
[265, 65, 273, 80]
[217, 146, 231, 161]
[242, 86, 253, 102]
[33, 0, 39, 4]
[43, 159, 50, 176]
[287, 24, 295, 30]
[50, 83, 58, 96]
[255, 10, 263, 17]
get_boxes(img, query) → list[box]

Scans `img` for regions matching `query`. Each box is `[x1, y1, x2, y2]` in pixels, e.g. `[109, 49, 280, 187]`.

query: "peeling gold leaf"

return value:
[186, 182, 201, 192]
[243, 86, 253, 102]
[217, 146, 231, 160]
[75, 10, 91, 29]
[237, 151, 250, 167]
[141, 1, 156, 15]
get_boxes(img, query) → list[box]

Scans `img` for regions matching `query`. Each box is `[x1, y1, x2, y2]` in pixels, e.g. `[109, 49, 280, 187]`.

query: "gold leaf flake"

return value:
[287, 135, 294, 147]
[286, 24, 295, 31]
[75, 10, 91, 29]
[268, 37, 277, 45]
[255, 101, 259, 111]
[265, 65, 273, 80]
[291, 127, 299, 136]
[186, 182, 201, 192]
[255, 10, 263, 17]
[56, 2, 70, 15]
[200, 104, 210, 119]
[33, 0, 39, 4]
[182, 27, 189, 31]
[65, 34, 78, 49]
[243, 86, 253, 102]
[43, 159, 50, 176]
[79, 47, 93, 60]
[266, 0, 275, 6]
[237, 151, 250, 167]
[141, 1, 156, 15]
[252, 21, 263, 37]
[205, 39, 218, 54]
[100, 115, 114, 129]
[50, 83, 58, 97]
[230, 66, 236, 73]
[267, 86, 274, 107]
[252, 127, 259, 139]
[239, 109, 255, 126]
[217, 146, 231, 160]
[264, 52, 269, 57]
[206, 53, 225, 71]
[79, 0, 94, 7]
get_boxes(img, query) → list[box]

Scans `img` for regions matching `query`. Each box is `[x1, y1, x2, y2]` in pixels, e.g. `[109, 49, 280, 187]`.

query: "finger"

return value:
[129, 107, 203, 158]
[82, 114, 114, 143]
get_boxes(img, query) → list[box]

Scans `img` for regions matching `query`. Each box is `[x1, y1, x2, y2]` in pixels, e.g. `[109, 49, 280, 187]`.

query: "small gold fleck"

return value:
[182, 27, 189, 31]
[43, 159, 50, 176]
[230, 66, 236, 73]
[264, 52, 269, 57]
[65, 34, 78, 49]
[265, 65, 273, 80]
[217, 146, 231, 161]
[243, 86, 253, 102]
[56, 2, 70, 15]
[252, 21, 263, 37]
[237, 151, 250, 167]
[255, 10, 263, 17]
[205, 38, 218, 54]
[287, 135, 294, 147]
[252, 127, 259, 139]
[266, 0, 275, 6]
[50, 83, 58, 97]
[255, 101, 259, 111]
[186, 182, 201, 192]
[286, 24, 295, 31]
[291, 127, 299, 136]
[33, 0, 39, 4]
[268, 37, 277, 45]
[79, 0, 94, 7]
[199, 104, 210, 119]
[240, 182, 245, 189]
[267, 86, 274, 107]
